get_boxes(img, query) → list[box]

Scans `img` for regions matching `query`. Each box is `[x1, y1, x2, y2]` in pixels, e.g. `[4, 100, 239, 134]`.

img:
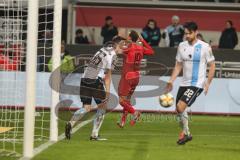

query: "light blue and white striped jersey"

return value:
[176, 40, 215, 88]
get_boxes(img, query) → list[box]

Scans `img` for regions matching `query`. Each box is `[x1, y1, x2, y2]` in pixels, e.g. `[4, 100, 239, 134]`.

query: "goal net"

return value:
[0, 0, 61, 158]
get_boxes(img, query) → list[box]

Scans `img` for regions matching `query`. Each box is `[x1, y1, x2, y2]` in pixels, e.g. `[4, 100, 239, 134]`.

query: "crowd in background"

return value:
[44, 15, 238, 73]
[0, 15, 238, 72]
[75, 15, 238, 49]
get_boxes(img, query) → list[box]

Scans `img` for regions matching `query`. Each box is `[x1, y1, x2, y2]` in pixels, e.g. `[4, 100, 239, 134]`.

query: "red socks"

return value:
[119, 100, 135, 114]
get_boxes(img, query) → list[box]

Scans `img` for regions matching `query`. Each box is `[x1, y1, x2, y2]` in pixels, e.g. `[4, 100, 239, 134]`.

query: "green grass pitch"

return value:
[31, 113, 240, 160]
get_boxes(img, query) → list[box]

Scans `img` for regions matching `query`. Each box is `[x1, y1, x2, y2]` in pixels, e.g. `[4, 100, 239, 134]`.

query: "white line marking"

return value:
[19, 120, 92, 160]
[89, 133, 240, 138]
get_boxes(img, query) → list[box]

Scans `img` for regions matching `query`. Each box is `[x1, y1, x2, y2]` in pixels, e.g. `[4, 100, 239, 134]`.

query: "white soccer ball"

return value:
[159, 93, 174, 108]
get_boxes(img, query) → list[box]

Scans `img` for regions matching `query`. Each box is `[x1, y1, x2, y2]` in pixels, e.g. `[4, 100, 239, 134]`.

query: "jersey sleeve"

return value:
[176, 46, 183, 62]
[110, 55, 117, 70]
[205, 45, 215, 63]
[106, 56, 112, 70]
[140, 39, 154, 55]
[106, 52, 116, 70]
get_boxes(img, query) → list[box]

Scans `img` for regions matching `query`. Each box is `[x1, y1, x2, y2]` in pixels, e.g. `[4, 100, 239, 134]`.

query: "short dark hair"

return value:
[112, 36, 126, 44]
[105, 16, 112, 21]
[184, 21, 198, 32]
[76, 29, 83, 35]
[148, 19, 156, 25]
[227, 20, 233, 26]
[128, 30, 139, 42]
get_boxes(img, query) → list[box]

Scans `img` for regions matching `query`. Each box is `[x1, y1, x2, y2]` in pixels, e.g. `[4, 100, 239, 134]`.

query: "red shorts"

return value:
[118, 76, 139, 97]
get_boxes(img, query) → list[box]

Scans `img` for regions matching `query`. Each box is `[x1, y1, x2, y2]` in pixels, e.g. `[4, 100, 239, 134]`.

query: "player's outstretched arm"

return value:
[104, 69, 112, 101]
[165, 61, 183, 93]
[140, 38, 154, 55]
[204, 61, 215, 95]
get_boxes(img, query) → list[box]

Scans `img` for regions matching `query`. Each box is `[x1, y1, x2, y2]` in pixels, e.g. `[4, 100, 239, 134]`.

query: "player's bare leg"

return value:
[176, 100, 192, 145]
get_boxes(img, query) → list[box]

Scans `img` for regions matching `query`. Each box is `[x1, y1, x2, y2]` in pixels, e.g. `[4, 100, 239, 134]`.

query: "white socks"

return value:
[178, 110, 190, 136]
[70, 107, 87, 127]
[69, 107, 106, 138]
[91, 108, 106, 137]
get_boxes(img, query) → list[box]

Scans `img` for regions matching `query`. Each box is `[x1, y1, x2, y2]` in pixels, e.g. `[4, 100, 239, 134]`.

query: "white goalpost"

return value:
[0, 0, 62, 159]
[50, 0, 62, 143]
[23, 0, 39, 158]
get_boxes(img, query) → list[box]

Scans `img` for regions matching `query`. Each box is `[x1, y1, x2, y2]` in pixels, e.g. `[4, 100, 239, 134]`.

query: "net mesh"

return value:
[0, 0, 55, 158]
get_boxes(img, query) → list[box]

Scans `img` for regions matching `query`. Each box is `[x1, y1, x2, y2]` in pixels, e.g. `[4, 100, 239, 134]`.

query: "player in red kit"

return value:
[117, 30, 154, 128]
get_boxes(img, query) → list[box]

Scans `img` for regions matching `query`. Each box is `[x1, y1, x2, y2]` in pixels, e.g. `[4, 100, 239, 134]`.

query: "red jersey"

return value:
[121, 39, 154, 80]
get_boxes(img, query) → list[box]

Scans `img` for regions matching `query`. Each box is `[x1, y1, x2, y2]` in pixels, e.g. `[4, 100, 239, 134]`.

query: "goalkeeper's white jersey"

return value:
[82, 47, 116, 79]
[176, 40, 215, 88]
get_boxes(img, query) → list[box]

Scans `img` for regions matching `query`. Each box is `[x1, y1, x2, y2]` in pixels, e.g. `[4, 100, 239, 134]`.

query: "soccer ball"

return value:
[159, 93, 174, 108]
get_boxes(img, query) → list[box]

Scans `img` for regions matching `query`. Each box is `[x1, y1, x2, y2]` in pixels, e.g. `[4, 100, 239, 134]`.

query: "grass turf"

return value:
[32, 113, 240, 160]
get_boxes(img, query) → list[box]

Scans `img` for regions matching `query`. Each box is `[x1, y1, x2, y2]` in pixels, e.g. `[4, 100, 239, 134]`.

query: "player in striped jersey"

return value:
[165, 22, 215, 145]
